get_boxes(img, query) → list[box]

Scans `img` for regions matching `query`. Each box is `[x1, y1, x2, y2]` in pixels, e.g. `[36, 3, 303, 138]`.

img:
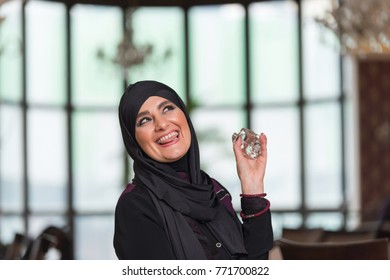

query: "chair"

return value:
[270, 228, 324, 260]
[27, 226, 73, 260]
[376, 221, 390, 239]
[282, 227, 323, 242]
[3, 233, 31, 260]
[320, 229, 375, 243]
[277, 237, 389, 260]
[375, 198, 390, 239]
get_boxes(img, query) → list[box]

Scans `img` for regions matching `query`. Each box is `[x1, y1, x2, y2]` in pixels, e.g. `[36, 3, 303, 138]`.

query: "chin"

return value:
[164, 157, 183, 163]
[163, 153, 186, 163]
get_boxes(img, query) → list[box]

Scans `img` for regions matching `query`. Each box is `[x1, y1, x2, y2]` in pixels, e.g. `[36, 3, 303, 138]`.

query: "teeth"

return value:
[157, 131, 178, 144]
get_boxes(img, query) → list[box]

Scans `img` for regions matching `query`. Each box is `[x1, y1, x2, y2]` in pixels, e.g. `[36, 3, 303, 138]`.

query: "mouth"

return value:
[156, 131, 179, 145]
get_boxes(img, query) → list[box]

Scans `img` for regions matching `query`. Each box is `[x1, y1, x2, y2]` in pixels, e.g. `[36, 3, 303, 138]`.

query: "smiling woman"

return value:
[135, 96, 192, 163]
[114, 80, 273, 260]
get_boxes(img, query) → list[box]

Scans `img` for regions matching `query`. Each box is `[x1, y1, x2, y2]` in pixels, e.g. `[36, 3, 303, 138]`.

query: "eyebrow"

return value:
[136, 100, 172, 121]
[158, 100, 171, 110]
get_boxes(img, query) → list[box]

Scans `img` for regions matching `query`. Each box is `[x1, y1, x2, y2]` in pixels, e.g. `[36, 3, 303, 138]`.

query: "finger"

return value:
[259, 132, 268, 159]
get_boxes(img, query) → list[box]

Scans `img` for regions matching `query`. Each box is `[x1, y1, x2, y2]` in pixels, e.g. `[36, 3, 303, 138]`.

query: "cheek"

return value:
[182, 121, 192, 147]
[178, 114, 191, 141]
[135, 129, 152, 150]
[135, 130, 143, 144]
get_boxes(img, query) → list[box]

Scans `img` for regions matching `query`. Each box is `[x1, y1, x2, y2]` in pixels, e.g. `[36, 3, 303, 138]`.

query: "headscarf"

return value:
[118, 80, 217, 220]
[118, 80, 247, 259]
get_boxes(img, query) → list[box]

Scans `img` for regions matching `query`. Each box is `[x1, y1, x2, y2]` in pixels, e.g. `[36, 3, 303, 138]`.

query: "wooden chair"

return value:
[277, 237, 389, 260]
[27, 226, 73, 260]
[282, 227, 323, 242]
[271, 228, 324, 260]
[320, 229, 375, 243]
[4, 233, 31, 260]
[376, 221, 390, 239]
[375, 198, 390, 238]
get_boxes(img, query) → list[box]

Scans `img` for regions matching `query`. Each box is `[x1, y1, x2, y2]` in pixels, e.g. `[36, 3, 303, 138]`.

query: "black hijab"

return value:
[118, 80, 247, 259]
[118, 80, 217, 221]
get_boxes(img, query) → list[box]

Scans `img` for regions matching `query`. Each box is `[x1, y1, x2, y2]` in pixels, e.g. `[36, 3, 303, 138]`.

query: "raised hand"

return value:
[232, 132, 268, 195]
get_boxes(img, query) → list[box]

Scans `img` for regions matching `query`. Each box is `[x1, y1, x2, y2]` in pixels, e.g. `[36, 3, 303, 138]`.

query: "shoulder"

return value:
[117, 182, 151, 202]
[115, 184, 159, 222]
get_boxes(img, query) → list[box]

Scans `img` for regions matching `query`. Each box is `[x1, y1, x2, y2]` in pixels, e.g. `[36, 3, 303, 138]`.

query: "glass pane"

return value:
[0, 0, 23, 102]
[271, 213, 303, 239]
[26, 0, 66, 105]
[73, 112, 123, 212]
[302, 0, 340, 99]
[253, 107, 301, 209]
[189, 4, 245, 106]
[75, 216, 116, 260]
[306, 212, 343, 230]
[71, 5, 123, 106]
[0, 216, 24, 245]
[128, 7, 186, 102]
[305, 103, 342, 209]
[342, 57, 359, 216]
[249, 1, 299, 103]
[344, 89, 359, 220]
[27, 109, 67, 212]
[191, 108, 245, 209]
[346, 211, 362, 232]
[0, 105, 23, 211]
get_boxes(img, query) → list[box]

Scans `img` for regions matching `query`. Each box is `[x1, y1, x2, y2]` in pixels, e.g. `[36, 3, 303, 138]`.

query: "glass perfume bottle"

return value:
[232, 128, 261, 159]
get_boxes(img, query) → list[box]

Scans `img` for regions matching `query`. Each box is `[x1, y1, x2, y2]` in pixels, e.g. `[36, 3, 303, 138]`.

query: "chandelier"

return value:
[0, 0, 9, 27]
[96, 8, 153, 76]
[0, 0, 9, 56]
[112, 8, 153, 71]
[316, 0, 390, 55]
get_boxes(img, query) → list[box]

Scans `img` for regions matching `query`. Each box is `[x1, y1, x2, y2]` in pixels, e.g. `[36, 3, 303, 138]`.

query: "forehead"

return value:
[139, 96, 170, 111]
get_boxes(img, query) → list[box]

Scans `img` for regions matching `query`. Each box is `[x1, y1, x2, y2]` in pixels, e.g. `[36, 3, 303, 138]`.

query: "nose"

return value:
[154, 115, 169, 131]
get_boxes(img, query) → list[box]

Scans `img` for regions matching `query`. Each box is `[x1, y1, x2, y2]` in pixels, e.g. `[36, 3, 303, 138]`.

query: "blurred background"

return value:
[0, 0, 389, 259]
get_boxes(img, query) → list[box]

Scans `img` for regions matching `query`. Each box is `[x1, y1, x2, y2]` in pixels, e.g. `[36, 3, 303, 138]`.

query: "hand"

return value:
[232, 132, 268, 195]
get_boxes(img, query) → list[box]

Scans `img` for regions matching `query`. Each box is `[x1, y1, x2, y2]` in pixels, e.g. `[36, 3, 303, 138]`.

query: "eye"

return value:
[136, 117, 151, 127]
[163, 104, 176, 113]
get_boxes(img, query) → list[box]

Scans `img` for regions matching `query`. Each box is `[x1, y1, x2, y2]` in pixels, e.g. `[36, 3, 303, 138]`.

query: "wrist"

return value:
[240, 198, 270, 219]
[240, 193, 267, 198]
[241, 182, 264, 195]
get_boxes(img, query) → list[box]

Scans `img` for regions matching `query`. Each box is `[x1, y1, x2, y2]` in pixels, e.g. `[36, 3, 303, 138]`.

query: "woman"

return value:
[114, 80, 273, 259]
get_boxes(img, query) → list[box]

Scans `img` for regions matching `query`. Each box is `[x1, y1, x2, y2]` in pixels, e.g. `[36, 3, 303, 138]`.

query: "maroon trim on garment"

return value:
[211, 179, 236, 217]
[240, 199, 270, 220]
[118, 183, 136, 201]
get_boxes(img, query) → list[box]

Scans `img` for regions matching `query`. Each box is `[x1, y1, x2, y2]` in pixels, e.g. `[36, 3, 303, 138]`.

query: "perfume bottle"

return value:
[232, 128, 261, 159]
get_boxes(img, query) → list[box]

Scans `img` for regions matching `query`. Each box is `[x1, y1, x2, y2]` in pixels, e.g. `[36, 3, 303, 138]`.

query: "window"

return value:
[0, 0, 353, 259]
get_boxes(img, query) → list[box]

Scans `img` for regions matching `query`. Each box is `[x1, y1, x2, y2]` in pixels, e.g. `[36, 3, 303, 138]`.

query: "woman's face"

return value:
[135, 96, 191, 163]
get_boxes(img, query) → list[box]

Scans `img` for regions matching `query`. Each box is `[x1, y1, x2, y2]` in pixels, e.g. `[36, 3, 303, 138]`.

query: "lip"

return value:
[156, 130, 180, 147]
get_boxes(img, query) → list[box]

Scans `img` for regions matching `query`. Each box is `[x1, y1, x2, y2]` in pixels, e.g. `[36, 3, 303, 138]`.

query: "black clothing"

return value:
[116, 80, 273, 259]
[114, 177, 273, 260]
